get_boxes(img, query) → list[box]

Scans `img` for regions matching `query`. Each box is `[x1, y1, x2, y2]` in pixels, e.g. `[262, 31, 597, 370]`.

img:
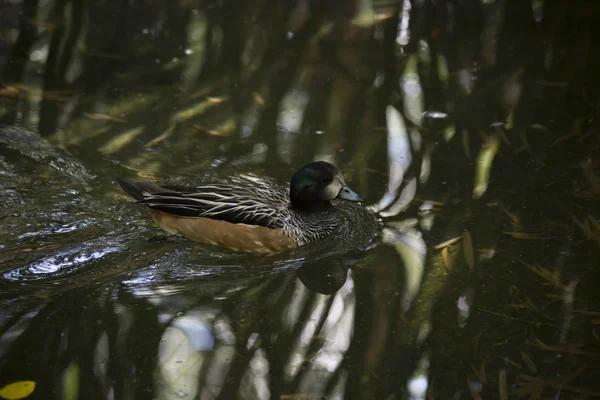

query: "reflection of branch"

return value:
[382, 225, 426, 312]
[475, 307, 557, 328]
[288, 295, 335, 386]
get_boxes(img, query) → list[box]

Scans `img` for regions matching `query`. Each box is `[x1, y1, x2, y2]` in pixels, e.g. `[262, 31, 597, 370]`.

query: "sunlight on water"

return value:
[4, 245, 122, 280]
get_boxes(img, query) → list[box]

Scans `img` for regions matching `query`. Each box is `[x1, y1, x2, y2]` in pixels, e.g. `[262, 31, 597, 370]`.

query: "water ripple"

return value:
[3, 241, 123, 282]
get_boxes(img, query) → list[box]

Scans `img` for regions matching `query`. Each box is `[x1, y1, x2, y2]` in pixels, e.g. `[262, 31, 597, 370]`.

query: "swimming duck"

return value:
[117, 161, 364, 254]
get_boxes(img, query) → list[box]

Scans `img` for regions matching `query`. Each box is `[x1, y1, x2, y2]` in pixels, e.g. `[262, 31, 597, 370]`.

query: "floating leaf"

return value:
[434, 235, 462, 250]
[442, 247, 452, 272]
[0, 381, 36, 400]
[499, 206, 520, 226]
[503, 231, 551, 240]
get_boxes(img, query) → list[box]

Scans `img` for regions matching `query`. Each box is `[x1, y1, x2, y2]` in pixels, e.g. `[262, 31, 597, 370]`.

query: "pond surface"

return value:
[1, 1, 600, 399]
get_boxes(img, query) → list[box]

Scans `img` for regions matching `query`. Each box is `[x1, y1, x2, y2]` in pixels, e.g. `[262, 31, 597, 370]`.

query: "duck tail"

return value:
[117, 178, 181, 201]
[116, 178, 148, 201]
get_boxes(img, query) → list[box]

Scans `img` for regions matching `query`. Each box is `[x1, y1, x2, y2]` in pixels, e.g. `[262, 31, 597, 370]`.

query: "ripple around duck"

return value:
[2, 239, 125, 283]
[120, 200, 381, 297]
[1, 176, 380, 298]
[298, 200, 381, 261]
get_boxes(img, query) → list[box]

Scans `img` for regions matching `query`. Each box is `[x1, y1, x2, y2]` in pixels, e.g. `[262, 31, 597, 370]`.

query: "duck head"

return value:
[290, 161, 364, 210]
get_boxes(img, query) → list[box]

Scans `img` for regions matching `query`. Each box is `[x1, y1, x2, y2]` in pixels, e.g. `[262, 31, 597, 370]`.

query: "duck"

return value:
[117, 161, 364, 254]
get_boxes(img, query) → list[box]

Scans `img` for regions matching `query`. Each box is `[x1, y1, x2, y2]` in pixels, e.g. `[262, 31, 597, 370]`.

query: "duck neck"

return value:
[289, 203, 339, 243]
[290, 200, 333, 213]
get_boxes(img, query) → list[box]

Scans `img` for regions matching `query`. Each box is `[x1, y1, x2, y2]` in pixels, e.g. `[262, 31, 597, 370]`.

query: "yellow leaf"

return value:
[433, 235, 462, 250]
[442, 247, 452, 272]
[0, 381, 36, 400]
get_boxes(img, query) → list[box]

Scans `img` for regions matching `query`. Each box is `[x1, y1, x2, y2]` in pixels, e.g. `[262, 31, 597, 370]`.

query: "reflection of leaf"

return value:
[380, 177, 417, 217]
[170, 98, 225, 124]
[499, 369, 508, 400]
[145, 124, 176, 147]
[83, 112, 127, 123]
[370, 105, 413, 213]
[62, 361, 80, 400]
[437, 54, 449, 83]
[462, 130, 471, 160]
[0, 381, 36, 400]
[520, 350, 538, 373]
[473, 132, 500, 198]
[401, 55, 424, 126]
[463, 230, 475, 270]
[98, 126, 145, 155]
[382, 226, 426, 312]
[582, 159, 600, 195]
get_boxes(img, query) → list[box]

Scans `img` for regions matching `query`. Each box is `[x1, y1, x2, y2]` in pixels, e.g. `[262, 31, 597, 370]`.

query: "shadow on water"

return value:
[1, 0, 600, 399]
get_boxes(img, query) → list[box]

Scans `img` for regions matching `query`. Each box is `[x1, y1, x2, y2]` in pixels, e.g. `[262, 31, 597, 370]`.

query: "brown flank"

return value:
[149, 210, 296, 255]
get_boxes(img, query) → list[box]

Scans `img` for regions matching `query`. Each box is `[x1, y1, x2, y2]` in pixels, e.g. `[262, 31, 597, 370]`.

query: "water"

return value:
[1, 1, 600, 399]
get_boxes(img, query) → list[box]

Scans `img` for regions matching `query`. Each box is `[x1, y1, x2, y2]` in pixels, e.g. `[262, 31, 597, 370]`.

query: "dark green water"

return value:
[1, 1, 599, 399]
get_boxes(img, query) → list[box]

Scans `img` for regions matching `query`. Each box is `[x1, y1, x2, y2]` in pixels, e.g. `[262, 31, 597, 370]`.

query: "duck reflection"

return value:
[296, 258, 350, 295]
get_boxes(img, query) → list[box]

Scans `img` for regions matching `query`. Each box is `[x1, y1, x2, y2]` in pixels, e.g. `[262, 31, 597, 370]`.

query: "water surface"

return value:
[1, 1, 599, 399]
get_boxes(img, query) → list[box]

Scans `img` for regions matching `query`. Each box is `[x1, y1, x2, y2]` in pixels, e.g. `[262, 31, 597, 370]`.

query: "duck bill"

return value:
[337, 185, 365, 202]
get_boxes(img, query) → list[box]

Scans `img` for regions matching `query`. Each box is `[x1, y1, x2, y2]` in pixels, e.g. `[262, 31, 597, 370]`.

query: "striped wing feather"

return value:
[136, 184, 289, 229]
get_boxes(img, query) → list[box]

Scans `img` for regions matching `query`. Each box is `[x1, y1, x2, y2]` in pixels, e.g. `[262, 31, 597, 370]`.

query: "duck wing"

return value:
[117, 179, 288, 229]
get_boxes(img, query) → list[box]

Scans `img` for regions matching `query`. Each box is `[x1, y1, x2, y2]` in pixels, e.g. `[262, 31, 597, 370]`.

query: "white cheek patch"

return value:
[324, 180, 342, 200]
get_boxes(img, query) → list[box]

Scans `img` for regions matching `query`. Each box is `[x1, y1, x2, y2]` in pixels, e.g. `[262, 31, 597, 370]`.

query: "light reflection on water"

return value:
[4, 246, 122, 279]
